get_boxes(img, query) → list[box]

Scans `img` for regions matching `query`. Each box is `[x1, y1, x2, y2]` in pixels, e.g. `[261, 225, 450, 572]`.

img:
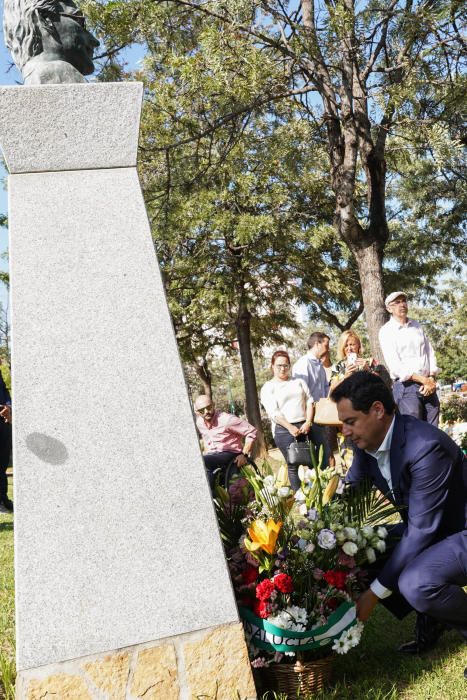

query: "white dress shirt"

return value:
[365, 416, 396, 599]
[379, 317, 439, 382]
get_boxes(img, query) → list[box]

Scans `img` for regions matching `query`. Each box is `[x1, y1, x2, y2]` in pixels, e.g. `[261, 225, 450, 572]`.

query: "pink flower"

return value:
[313, 568, 325, 581]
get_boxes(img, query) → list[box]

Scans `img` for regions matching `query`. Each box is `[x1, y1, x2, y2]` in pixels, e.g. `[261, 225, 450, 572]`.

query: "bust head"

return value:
[4, 0, 99, 83]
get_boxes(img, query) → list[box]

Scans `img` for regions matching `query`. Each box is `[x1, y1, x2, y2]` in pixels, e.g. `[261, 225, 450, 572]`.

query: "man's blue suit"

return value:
[347, 413, 467, 634]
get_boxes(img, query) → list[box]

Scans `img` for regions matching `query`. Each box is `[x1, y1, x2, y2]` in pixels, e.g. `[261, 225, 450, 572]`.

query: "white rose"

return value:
[305, 542, 315, 553]
[365, 547, 376, 563]
[343, 527, 358, 541]
[375, 539, 386, 553]
[362, 526, 374, 538]
[278, 486, 291, 498]
[342, 541, 358, 556]
[377, 526, 388, 539]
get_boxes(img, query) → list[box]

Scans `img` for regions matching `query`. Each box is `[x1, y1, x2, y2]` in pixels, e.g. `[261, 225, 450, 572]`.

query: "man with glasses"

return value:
[194, 395, 257, 491]
[379, 291, 440, 426]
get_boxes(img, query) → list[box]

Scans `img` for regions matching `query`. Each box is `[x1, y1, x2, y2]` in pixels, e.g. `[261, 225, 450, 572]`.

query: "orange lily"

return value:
[244, 519, 282, 555]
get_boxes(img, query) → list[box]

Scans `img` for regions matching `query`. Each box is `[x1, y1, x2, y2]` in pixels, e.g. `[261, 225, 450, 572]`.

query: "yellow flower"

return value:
[323, 475, 340, 505]
[244, 519, 282, 555]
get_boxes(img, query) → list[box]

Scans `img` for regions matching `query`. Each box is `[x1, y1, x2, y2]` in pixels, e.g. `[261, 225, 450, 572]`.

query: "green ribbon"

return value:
[239, 601, 357, 653]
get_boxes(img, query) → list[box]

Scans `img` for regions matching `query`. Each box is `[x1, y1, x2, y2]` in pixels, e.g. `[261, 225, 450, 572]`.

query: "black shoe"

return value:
[0, 497, 13, 512]
[398, 613, 445, 654]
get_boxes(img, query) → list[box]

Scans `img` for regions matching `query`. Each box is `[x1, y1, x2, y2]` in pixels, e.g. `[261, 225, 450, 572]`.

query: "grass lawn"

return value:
[0, 477, 15, 700]
[0, 473, 465, 699]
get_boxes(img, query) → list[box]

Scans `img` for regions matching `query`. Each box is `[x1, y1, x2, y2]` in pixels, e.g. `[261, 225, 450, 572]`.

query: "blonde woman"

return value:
[330, 330, 375, 470]
[330, 330, 375, 387]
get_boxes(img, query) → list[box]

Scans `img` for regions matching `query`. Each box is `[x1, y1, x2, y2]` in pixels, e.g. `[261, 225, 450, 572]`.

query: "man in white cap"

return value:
[194, 395, 257, 491]
[379, 292, 440, 426]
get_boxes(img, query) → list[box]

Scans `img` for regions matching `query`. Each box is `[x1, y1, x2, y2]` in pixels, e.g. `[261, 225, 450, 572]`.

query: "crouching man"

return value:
[330, 372, 466, 653]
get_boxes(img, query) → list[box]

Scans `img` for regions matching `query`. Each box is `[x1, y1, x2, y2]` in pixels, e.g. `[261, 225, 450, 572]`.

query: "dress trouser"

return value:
[0, 420, 12, 504]
[368, 527, 467, 638]
[398, 531, 467, 638]
[393, 380, 440, 426]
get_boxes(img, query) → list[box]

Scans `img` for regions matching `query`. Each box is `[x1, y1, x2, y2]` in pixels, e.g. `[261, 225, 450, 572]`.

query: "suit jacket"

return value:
[347, 414, 467, 590]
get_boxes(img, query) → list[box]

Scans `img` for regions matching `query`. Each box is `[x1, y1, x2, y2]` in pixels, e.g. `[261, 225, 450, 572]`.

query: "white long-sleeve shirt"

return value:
[378, 317, 439, 382]
[366, 417, 396, 600]
[260, 378, 313, 430]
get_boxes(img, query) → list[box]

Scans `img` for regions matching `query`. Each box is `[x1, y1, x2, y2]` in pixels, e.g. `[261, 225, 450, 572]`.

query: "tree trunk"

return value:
[194, 357, 212, 399]
[351, 240, 388, 363]
[235, 299, 267, 457]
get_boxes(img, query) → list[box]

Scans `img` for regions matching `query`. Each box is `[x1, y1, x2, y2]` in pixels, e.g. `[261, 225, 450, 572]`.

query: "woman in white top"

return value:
[260, 350, 314, 491]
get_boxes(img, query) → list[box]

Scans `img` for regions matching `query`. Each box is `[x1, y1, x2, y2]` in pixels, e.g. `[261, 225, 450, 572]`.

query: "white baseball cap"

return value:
[385, 291, 407, 306]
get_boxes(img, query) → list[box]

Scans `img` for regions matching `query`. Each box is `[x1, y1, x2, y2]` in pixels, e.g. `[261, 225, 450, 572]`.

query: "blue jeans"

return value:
[393, 380, 440, 426]
[274, 423, 313, 492]
[203, 451, 240, 491]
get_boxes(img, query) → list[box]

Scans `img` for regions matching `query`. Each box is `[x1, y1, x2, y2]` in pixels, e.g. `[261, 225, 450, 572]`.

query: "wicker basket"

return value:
[254, 655, 334, 698]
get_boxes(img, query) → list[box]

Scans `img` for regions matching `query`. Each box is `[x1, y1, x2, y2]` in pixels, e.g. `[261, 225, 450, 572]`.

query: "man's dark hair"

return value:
[307, 332, 329, 349]
[330, 371, 396, 414]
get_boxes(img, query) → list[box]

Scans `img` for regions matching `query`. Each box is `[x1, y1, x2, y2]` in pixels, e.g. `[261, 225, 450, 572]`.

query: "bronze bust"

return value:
[4, 0, 99, 85]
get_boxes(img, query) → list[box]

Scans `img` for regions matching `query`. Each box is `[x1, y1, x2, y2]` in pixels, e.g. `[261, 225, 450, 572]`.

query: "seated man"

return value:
[330, 372, 466, 653]
[194, 395, 257, 491]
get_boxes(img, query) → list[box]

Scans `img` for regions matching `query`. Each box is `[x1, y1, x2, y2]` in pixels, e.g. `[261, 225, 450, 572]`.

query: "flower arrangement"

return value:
[215, 449, 400, 671]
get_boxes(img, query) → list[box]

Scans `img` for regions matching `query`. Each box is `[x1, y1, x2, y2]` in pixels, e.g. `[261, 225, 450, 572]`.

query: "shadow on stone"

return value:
[25, 433, 68, 465]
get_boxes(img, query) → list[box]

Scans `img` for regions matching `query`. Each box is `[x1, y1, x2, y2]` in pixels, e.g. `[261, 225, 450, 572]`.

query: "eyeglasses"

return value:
[275, 364, 290, 369]
[197, 405, 213, 414]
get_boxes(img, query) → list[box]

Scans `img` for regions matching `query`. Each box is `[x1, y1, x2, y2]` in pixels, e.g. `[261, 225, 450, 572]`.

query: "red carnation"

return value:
[324, 569, 347, 591]
[243, 566, 259, 585]
[254, 600, 272, 619]
[256, 578, 275, 601]
[274, 573, 294, 593]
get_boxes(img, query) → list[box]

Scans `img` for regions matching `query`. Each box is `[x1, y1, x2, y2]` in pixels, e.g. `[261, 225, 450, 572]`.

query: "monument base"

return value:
[17, 622, 256, 699]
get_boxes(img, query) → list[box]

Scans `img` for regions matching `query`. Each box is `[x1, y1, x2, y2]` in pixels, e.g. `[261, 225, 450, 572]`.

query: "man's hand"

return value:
[234, 453, 248, 468]
[419, 377, 437, 397]
[0, 405, 11, 424]
[356, 589, 379, 622]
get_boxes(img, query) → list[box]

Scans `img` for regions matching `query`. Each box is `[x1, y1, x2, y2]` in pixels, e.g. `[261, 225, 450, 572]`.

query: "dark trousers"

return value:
[274, 423, 313, 492]
[393, 380, 440, 427]
[203, 451, 240, 491]
[368, 527, 467, 638]
[0, 420, 12, 503]
[398, 531, 467, 638]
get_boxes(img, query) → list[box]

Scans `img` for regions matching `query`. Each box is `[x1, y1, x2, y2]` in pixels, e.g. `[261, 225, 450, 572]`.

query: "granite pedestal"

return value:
[0, 82, 255, 700]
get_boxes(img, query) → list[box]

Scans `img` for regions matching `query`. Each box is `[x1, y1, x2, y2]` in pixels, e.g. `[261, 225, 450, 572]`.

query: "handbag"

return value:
[286, 439, 314, 467]
[313, 398, 342, 426]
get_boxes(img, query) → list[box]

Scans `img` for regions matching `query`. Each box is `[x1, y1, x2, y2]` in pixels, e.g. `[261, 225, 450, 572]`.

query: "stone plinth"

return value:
[0, 82, 255, 698]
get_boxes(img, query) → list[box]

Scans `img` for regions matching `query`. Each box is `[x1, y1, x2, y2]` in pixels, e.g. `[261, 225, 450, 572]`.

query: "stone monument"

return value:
[0, 4, 256, 699]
